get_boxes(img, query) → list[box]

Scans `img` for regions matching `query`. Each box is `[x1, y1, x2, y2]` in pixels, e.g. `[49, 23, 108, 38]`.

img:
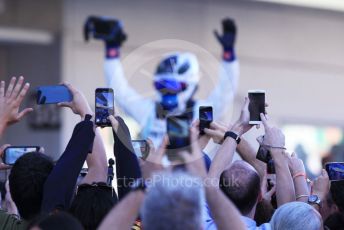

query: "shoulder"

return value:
[0, 210, 26, 230]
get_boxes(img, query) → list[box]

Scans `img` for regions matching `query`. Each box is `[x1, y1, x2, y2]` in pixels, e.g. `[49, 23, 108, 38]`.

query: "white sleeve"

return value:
[104, 58, 153, 126]
[199, 60, 239, 120]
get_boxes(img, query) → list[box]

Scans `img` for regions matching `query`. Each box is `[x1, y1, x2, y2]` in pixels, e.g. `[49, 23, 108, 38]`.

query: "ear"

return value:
[258, 190, 263, 202]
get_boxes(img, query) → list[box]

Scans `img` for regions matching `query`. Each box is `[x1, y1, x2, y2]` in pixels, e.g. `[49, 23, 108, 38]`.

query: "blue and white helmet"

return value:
[153, 52, 200, 111]
[154, 52, 199, 93]
[154, 52, 200, 111]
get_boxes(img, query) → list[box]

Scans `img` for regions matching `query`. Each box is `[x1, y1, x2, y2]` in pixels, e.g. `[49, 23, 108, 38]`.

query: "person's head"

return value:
[270, 202, 322, 230]
[9, 152, 54, 220]
[70, 182, 117, 230]
[141, 171, 204, 230]
[154, 52, 199, 111]
[220, 160, 261, 216]
[330, 180, 344, 212]
[28, 212, 84, 230]
[324, 212, 344, 230]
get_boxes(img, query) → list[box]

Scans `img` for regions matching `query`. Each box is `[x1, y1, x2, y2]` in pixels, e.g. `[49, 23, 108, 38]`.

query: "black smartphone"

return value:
[3, 146, 40, 165]
[325, 162, 344, 181]
[95, 88, 114, 127]
[199, 106, 213, 135]
[36, 85, 72, 104]
[131, 140, 149, 159]
[256, 145, 272, 164]
[167, 115, 190, 150]
[248, 90, 266, 125]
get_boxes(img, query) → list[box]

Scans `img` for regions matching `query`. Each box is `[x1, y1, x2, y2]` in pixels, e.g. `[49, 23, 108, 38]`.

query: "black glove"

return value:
[214, 18, 237, 61]
[84, 16, 127, 58]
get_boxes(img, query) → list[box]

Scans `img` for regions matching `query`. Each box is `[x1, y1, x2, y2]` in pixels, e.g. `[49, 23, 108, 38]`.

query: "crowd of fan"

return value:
[0, 76, 343, 230]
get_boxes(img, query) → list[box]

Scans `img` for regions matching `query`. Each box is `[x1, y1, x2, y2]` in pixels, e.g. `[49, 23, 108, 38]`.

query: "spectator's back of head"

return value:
[9, 152, 54, 220]
[70, 182, 117, 230]
[141, 171, 204, 230]
[29, 212, 84, 230]
[330, 180, 344, 212]
[270, 202, 322, 230]
[324, 212, 344, 230]
[220, 160, 261, 215]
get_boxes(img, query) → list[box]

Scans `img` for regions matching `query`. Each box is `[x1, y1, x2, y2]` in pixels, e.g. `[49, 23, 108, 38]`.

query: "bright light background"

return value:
[283, 124, 344, 177]
[256, 0, 344, 12]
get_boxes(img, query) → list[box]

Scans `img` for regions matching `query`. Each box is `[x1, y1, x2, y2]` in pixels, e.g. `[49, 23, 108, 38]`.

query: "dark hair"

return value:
[70, 182, 117, 230]
[330, 180, 344, 212]
[9, 152, 54, 220]
[324, 212, 344, 230]
[220, 161, 261, 215]
[254, 199, 275, 225]
[28, 212, 84, 230]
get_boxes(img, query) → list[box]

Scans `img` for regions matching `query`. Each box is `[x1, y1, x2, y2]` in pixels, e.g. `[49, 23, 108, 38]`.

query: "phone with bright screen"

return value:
[131, 140, 149, 159]
[36, 85, 72, 104]
[248, 90, 266, 125]
[325, 162, 344, 181]
[199, 106, 213, 135]
[167, 115, 190, 149]
[3, 146, 40, 165]
[95, 88, 114, 127]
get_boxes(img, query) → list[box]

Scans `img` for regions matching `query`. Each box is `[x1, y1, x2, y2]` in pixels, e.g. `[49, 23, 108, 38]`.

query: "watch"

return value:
[308, 195, 321, 207]
[223, 131, 241, 144]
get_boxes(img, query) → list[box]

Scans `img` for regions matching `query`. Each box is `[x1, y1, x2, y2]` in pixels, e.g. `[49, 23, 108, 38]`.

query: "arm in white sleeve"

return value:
[200, 60, 239, 120]
[104, 58, 153, 127]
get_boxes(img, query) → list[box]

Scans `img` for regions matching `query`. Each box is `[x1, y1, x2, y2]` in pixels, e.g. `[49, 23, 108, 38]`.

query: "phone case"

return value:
[36, 86, 73, 104]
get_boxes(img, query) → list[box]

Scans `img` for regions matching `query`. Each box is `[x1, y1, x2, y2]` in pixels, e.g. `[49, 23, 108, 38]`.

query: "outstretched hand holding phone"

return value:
[58, 83, 93, 120]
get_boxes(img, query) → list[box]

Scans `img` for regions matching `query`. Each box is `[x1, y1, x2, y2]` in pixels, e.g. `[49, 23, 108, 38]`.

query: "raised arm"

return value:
[41, 84, 95, 213]
[288, 152, 309, 203]
[108, 115, 142, 200]
[181, 126, 246, 230]
[260, 114, 295, 206]
[208, 97, 252, 179]
[80, 128, 108, 185]
[237, 138, 266, 180]
[98, 190, 145, 230]
[0, 77, 33, 139]
[201, 18, 239, 120]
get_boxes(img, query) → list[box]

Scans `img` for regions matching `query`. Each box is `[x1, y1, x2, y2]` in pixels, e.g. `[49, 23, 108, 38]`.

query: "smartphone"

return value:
[325, 162, 344, 181]
[256, 145, 272, 164]
[95, 88, 114, 127]
[199, 106, 213, 135]
[3, 146, 40, 165]
[248, 90, 266, 125]
[131, 140, 149, 159]
[167, 115, 190, 150]
[36, 85, 72, 104]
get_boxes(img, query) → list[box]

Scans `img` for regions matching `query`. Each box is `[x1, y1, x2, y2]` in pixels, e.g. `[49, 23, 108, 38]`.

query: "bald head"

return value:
[220, 160, 261, 215]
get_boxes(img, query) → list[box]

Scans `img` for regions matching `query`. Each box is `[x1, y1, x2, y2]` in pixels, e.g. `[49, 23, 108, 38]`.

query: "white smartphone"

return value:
[248, 90, 266, 125]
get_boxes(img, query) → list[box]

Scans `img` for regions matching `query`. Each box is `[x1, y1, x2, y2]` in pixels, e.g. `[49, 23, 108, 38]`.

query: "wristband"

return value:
[261, 144, 286, 150]
[293, 172, 307, 180]
[296, 194, 309, 200]
[223, 131, 241, 144]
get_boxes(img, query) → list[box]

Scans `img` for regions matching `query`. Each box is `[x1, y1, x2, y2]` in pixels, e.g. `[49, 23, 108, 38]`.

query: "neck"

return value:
[243, 205, 257, 219]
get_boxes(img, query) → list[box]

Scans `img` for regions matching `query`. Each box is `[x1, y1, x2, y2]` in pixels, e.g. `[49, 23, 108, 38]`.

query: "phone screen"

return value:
[4, 147, 39, 165]
[325, 162, 344, 181]
[132, 140, 148, 159]
[199, 106, 213, 135]
[167, 116, 190, 149]
[248, 91, 265, 123]
[95, 88, 114, 127]
[36, 85, 72, 104]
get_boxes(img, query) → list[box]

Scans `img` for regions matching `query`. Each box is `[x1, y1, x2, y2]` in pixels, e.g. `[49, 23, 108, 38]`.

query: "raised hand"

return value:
[58, 83, 93, 119]
[0, 77, 33, 128]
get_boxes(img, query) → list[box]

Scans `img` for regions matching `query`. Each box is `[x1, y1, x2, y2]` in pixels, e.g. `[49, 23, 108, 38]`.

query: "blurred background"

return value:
[1, 0, 344, 178]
